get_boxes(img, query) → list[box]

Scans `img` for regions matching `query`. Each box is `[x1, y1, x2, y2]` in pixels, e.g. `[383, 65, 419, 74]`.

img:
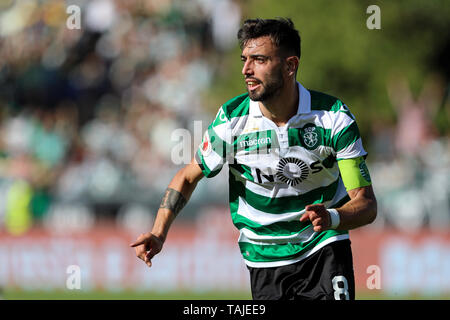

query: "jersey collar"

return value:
[297, 81, 311, 114]
[249, 81, 311, 117]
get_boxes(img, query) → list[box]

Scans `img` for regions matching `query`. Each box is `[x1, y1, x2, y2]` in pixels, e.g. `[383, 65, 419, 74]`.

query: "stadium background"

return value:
[0, 0, 449, 299]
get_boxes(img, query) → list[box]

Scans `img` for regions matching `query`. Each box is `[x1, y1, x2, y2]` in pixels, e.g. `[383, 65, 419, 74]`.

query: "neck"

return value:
[258, 80, 299, 127]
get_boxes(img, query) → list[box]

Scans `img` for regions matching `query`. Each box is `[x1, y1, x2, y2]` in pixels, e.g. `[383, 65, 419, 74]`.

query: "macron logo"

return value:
[239, 137, 271, 148]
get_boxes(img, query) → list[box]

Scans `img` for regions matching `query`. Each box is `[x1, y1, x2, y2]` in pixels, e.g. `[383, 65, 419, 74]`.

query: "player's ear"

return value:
[286, 56, 299, 77]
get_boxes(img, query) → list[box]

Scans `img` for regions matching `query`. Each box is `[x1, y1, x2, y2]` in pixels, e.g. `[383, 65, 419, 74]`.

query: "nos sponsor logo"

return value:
[254, 158, 326, 185]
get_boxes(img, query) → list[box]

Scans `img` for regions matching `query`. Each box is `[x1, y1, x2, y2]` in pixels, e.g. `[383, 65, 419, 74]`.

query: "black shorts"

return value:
[247, 239, 355, 300]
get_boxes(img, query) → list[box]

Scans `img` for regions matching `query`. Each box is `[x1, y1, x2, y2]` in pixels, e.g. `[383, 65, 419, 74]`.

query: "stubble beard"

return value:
[247, 68, 284, 102]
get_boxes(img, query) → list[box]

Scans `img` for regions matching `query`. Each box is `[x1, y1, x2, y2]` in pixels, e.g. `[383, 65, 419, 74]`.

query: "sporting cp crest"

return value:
[300, 124, 320, 149]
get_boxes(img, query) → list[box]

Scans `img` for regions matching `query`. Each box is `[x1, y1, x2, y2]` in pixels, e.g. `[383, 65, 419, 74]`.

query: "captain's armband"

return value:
[338, 156, 372, 191]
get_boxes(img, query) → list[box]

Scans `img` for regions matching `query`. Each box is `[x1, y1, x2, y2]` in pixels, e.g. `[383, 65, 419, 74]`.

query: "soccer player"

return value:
[130, 18, 377, 300]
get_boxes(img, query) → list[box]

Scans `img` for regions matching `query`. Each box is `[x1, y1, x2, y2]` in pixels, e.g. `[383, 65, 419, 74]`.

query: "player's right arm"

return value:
[130, 105, 230, 267]
[129, 157, 204, 267]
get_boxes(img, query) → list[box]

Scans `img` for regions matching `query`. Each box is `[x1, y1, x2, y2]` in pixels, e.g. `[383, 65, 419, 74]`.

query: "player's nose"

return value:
[242, 60, 253, 76]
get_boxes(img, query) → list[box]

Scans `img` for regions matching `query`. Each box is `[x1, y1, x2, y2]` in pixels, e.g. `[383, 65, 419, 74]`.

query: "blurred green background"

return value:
[208, 0, 450, 141]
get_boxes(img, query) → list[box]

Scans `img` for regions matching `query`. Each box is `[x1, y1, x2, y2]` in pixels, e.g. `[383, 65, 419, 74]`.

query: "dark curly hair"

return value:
[237, 18, 301, 59]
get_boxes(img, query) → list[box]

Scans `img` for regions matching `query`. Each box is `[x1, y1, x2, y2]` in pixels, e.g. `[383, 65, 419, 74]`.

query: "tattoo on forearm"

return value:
[160, 188, 187, 216]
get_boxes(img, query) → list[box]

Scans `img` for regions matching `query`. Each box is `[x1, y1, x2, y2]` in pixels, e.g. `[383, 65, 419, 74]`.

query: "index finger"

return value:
[129, 239, 145, 247]
[299, 211, 310, 222]
[305, 204, 324, 212]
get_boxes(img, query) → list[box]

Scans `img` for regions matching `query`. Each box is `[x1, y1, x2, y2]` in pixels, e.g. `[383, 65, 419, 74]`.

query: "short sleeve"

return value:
[331, 103, 368, 160]
[195, 107, 232, 178]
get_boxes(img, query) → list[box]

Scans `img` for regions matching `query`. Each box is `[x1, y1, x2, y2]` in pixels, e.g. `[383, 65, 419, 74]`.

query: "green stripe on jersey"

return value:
[222, 93, 250, 120]
[207, 126, 229, 157]
[195, 149, 222, 178]
[309, 90, 354, 118]
[333, 121, 360, 152]
[229, 173, 340, 214]
[239, 229, 348, 263]
[229, 163, 254, 181]
[231, 212, 311, 236]
[309, 90, 340, 111]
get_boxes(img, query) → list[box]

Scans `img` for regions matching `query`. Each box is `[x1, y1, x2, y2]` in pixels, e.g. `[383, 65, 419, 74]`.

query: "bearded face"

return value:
[246, 64, 284, 102]
[241, 36, 286, 103]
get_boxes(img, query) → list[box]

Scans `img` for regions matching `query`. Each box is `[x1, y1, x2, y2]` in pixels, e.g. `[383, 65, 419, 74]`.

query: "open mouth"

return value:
[246, 80, 261, 91]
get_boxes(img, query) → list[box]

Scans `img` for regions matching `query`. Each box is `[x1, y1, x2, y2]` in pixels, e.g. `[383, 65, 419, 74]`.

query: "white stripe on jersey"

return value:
[238, 226, 317, 244]
[202, 148, 224, 172]
[337, 138, 366, 159]
[236, 197, 305, 225]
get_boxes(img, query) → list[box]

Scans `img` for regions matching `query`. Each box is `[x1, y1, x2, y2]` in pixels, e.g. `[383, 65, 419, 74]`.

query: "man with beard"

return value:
[130, 18, 377, 300]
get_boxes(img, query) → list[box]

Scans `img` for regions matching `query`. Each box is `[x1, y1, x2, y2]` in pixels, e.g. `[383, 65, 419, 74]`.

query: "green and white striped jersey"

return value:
[195, 82, 367, 268]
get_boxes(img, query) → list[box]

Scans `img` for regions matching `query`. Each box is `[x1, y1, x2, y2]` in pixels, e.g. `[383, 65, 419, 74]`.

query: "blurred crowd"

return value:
[0, 0, 448, 236]
[0, 0, 239, 234]
[368, 75, 450, 232]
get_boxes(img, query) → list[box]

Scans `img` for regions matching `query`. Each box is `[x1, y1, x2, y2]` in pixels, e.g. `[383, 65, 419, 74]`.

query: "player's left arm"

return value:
[332, 156, 377, 230]
[300, 156, 377, 232]
[332, 184, 377, 231]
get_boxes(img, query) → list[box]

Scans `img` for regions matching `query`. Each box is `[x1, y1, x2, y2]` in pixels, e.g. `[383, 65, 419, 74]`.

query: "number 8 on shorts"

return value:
[332, 275, 350, 300]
